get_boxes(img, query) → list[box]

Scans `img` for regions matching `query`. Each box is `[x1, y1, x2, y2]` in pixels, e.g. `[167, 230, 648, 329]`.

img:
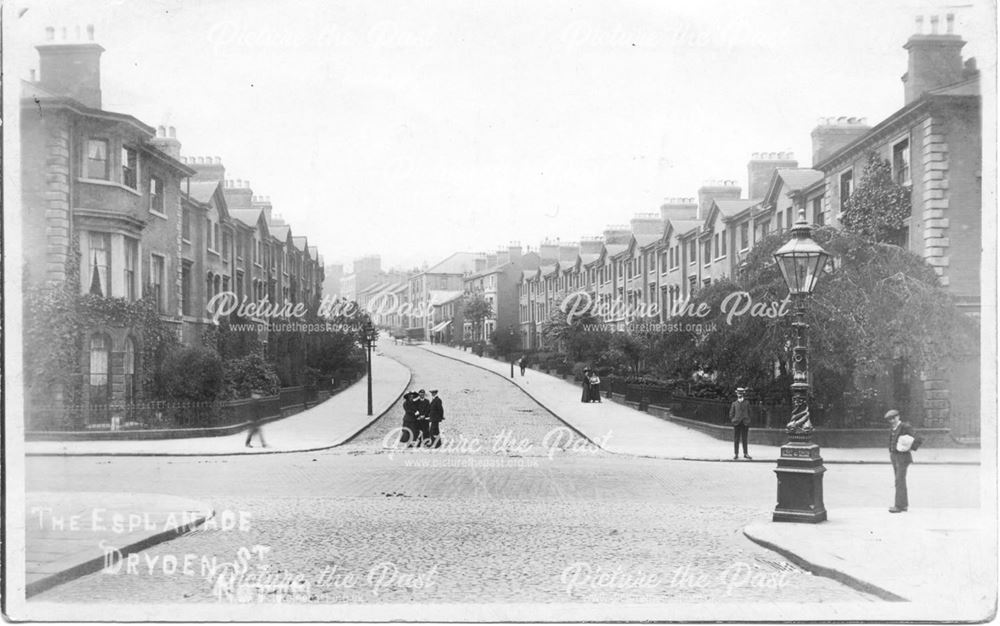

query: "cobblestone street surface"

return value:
[25, 344, 978, 609]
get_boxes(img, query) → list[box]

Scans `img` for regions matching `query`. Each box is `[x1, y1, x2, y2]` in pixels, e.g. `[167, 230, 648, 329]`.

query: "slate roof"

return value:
[425, 252, 484, 275]
[668, 219, 704, 237]
[775, 168, 823, 191]
[230, 208, 265, 228]
[714, 199, 756, 218]
[188, 180, 222, 205]
[429, 290, 464, 306]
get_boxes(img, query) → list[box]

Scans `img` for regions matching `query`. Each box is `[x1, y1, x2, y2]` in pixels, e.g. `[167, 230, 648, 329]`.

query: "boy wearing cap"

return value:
[729, 387, 752, 460]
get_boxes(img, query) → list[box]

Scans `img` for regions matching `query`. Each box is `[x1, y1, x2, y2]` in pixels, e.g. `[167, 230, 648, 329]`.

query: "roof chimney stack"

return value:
[36, 24, 104, 108]
[187, 155, 226, 182]
[811, 117, 871, 165]
[697, 180, 741, 220]
[902, 14, 967, 105]
[150, 125, 182, 159]
[747, 152, 798, 200]
[659, 197, 698, 222]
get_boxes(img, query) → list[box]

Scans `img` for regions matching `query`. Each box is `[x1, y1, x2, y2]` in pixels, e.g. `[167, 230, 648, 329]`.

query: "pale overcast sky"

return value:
[8, 0, 994, 271]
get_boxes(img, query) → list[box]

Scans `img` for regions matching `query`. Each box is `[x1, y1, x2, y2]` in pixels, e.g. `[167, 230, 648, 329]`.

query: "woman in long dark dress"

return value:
[400, 392, 419, 446]
[581, 369, 592, 403]
[588, 371, 602, 402]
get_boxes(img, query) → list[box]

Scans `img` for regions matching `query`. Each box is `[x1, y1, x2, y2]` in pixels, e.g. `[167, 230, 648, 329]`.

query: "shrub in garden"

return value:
[159, 346, 224, 402]
[222, 351, 281, 400]
[158, 346, 224, 426]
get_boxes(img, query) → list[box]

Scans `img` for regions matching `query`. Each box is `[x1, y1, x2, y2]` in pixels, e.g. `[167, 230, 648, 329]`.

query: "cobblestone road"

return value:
[26, 344, 978, 606]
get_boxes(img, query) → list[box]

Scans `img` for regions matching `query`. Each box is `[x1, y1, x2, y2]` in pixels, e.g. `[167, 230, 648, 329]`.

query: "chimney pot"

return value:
[930, 15, 939, 34]
[215, 156, 222, 164]
[61, 27, 67, 40]
[946, 13, 955, 34]
[168, 126, 176, 138]
[87, 24, 95, 41]
[916, 15, 924, 33]
[157, 125, 165, 137]
[45, 26, 55, 41]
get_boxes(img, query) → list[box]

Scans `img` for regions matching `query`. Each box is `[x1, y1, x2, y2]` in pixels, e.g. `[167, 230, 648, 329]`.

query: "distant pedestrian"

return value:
[886, 409, 923, 513]
[729, 387, 751, 460]
[244, 406, 267, 449]
[518, 356, 527, 377]
[428, 389, 445, 448]
[581, 368, 593, 403]
[588, 371, 602, 402]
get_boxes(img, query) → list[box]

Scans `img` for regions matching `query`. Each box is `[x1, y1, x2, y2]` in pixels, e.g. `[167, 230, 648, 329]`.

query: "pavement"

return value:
[23, 492, 214, 598]
[418, 343, 981, 466]
[745, 507, 995, 615]
[415, 342, 994, 620]
[24, 348, 411, 456]
[12, 341, 992, 620]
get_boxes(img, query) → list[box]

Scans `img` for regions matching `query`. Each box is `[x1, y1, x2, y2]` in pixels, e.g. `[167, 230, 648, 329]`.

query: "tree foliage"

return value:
[463, 293, 493, 341]
[490, 327, 520, 358]
[840, 151, 912, 243]
[650, 227, 978, 408]
[538, 293, 609, 362]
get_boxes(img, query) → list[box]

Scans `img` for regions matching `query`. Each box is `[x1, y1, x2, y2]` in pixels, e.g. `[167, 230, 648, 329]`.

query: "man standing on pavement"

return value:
[886, 409, 923, 513]
[728, 387, 751, 460]
[428, 389, 445, 448]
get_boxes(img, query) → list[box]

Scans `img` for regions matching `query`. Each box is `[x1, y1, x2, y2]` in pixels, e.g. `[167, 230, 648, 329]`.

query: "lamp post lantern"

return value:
[771, 208, 831, 524]
[362, 320, 376, 416]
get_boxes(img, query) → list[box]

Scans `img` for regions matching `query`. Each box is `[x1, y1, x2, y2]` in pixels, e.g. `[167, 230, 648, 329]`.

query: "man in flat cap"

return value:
[729, 387, 752, 460]
[886, 409, 923, 513]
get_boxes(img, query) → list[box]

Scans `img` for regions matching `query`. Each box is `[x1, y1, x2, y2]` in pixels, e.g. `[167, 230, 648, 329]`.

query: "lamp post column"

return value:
[772, 294, 827, 523]
[366, 337, 373, 417]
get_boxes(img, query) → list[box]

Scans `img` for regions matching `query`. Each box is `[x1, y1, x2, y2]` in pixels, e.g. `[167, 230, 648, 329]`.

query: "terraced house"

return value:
[20, 28, 324, 423]
[508, 16, 981, 438]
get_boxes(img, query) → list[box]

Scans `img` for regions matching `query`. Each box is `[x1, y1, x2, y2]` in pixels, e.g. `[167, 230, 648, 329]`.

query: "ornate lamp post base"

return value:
[773, 430, 827, 523]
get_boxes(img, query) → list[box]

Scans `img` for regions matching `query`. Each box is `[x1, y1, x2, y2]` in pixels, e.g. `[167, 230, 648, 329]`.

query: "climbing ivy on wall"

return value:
[840, 151, 913, 244]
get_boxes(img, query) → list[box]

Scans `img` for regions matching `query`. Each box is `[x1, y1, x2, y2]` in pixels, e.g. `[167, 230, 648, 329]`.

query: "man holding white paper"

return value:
[886, 409, 923, 513]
